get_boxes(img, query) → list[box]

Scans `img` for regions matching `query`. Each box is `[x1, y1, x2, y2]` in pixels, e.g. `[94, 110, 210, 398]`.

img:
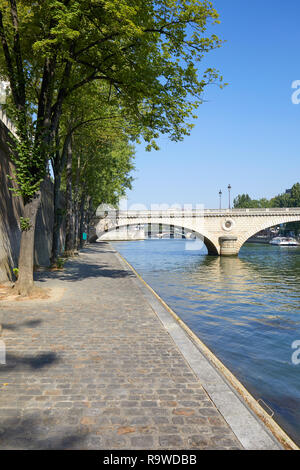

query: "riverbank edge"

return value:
[109, 243, 298, 450]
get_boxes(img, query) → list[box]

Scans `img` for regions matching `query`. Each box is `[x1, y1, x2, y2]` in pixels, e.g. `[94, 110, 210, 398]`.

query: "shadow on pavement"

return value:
[0, 415, 87, 449]
[0, 352, 59, 371]
[35, 263, 134, 283]
[1, 319, 43, 331]
[32, 242, 132, 283]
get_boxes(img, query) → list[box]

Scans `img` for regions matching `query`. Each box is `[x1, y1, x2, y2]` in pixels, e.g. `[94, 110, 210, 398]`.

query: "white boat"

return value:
[269, 236, 300, 246]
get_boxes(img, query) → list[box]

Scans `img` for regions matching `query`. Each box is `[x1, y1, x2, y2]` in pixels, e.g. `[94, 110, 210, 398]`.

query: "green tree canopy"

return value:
[234, 184, 300, 209]
[0, 0, 224, 294]
[270, 183, 300, 208]
[233, 193, 271, 208]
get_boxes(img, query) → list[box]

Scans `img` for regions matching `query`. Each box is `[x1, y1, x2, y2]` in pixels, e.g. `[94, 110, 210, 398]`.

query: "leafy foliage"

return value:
[233, 193, 271, 209]
[270, 183, 300, 208]
[0, 0, 224, 153]
[234, 184, 300, 209]
[12, 267, 19, 279]
[19, 216, 32, 231]
[8, 132, 46, 200]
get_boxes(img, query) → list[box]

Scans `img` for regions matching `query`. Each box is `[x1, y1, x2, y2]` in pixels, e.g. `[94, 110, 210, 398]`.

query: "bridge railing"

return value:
[203, 208, 300, 215]
[96, 207, 300, 218]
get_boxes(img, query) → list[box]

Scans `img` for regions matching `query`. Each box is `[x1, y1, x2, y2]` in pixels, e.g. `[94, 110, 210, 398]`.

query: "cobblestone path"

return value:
[0, 243, 243, 449]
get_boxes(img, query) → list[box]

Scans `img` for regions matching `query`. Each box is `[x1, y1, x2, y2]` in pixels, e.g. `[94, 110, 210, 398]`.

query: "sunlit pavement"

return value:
[0, 243, 243, 449]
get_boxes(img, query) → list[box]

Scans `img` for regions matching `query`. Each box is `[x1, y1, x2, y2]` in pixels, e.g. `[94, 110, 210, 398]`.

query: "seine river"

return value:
[112, 239, 300, 445]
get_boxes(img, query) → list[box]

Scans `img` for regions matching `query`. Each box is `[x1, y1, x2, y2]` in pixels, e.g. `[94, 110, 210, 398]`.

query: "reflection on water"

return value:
[112, 239, 300, 445]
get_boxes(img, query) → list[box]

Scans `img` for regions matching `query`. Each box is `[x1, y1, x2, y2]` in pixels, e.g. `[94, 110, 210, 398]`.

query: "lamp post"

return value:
[219, 190, 222, 210]
[228, 184, 232, 209]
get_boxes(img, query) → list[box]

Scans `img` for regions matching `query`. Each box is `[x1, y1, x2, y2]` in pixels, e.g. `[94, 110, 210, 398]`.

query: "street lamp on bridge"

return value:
[219, 189, 222, 210]
[228, 184, 232, 209]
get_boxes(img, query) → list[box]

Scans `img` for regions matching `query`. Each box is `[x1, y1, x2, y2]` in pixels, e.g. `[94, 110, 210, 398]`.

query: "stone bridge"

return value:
[90, 208, 300, 256]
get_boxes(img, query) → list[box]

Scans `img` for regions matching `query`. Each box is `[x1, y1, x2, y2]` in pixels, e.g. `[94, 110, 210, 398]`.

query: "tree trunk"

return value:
[51, 131, 71, 264]
[74, 155, 80, 250]
[79, 194, 86, 249]
[15, 192, 41, 296]
[64, 138, 74, 254]
[51, 172, 63, 264]
[74, 202, 79, 249]
[86, 197, 93, 244]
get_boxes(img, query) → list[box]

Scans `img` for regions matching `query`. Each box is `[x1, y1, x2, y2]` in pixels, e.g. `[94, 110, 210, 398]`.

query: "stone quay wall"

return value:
[0, 118, 64, 282]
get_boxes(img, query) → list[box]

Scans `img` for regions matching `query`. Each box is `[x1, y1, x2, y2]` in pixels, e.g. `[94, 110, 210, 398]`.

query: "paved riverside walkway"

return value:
[0, 243, 281, 450]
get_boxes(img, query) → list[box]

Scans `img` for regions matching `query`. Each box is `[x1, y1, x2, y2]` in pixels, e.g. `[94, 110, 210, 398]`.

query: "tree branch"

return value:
[9, 0, 26, 108]
[0, 9, 19, 106]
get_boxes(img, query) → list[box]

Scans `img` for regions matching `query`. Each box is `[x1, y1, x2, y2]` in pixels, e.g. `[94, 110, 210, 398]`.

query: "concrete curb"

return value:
[109, 244, 298, 450]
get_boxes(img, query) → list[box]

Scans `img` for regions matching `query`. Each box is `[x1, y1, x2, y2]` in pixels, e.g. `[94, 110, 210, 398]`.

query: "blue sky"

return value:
[125, 0, 300, 209]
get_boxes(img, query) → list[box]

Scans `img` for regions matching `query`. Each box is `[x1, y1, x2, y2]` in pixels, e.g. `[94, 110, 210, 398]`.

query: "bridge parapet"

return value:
[95, 208, 300, 218]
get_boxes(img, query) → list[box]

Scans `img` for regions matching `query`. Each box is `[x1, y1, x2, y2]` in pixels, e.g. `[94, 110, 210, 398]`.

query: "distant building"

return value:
[285, 188, 292, 194]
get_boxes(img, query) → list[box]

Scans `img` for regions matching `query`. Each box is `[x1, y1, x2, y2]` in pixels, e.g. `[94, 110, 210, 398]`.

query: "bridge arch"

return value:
[237, 215, 300, 252]
[96, 221, 219, 256]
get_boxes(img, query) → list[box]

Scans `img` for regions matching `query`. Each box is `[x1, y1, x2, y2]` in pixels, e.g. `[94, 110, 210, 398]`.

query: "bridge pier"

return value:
[219, 236, 239, 256]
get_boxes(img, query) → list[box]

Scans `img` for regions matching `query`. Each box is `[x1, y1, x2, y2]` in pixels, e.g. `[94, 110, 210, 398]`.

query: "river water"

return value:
[112, 239, 300, 445]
